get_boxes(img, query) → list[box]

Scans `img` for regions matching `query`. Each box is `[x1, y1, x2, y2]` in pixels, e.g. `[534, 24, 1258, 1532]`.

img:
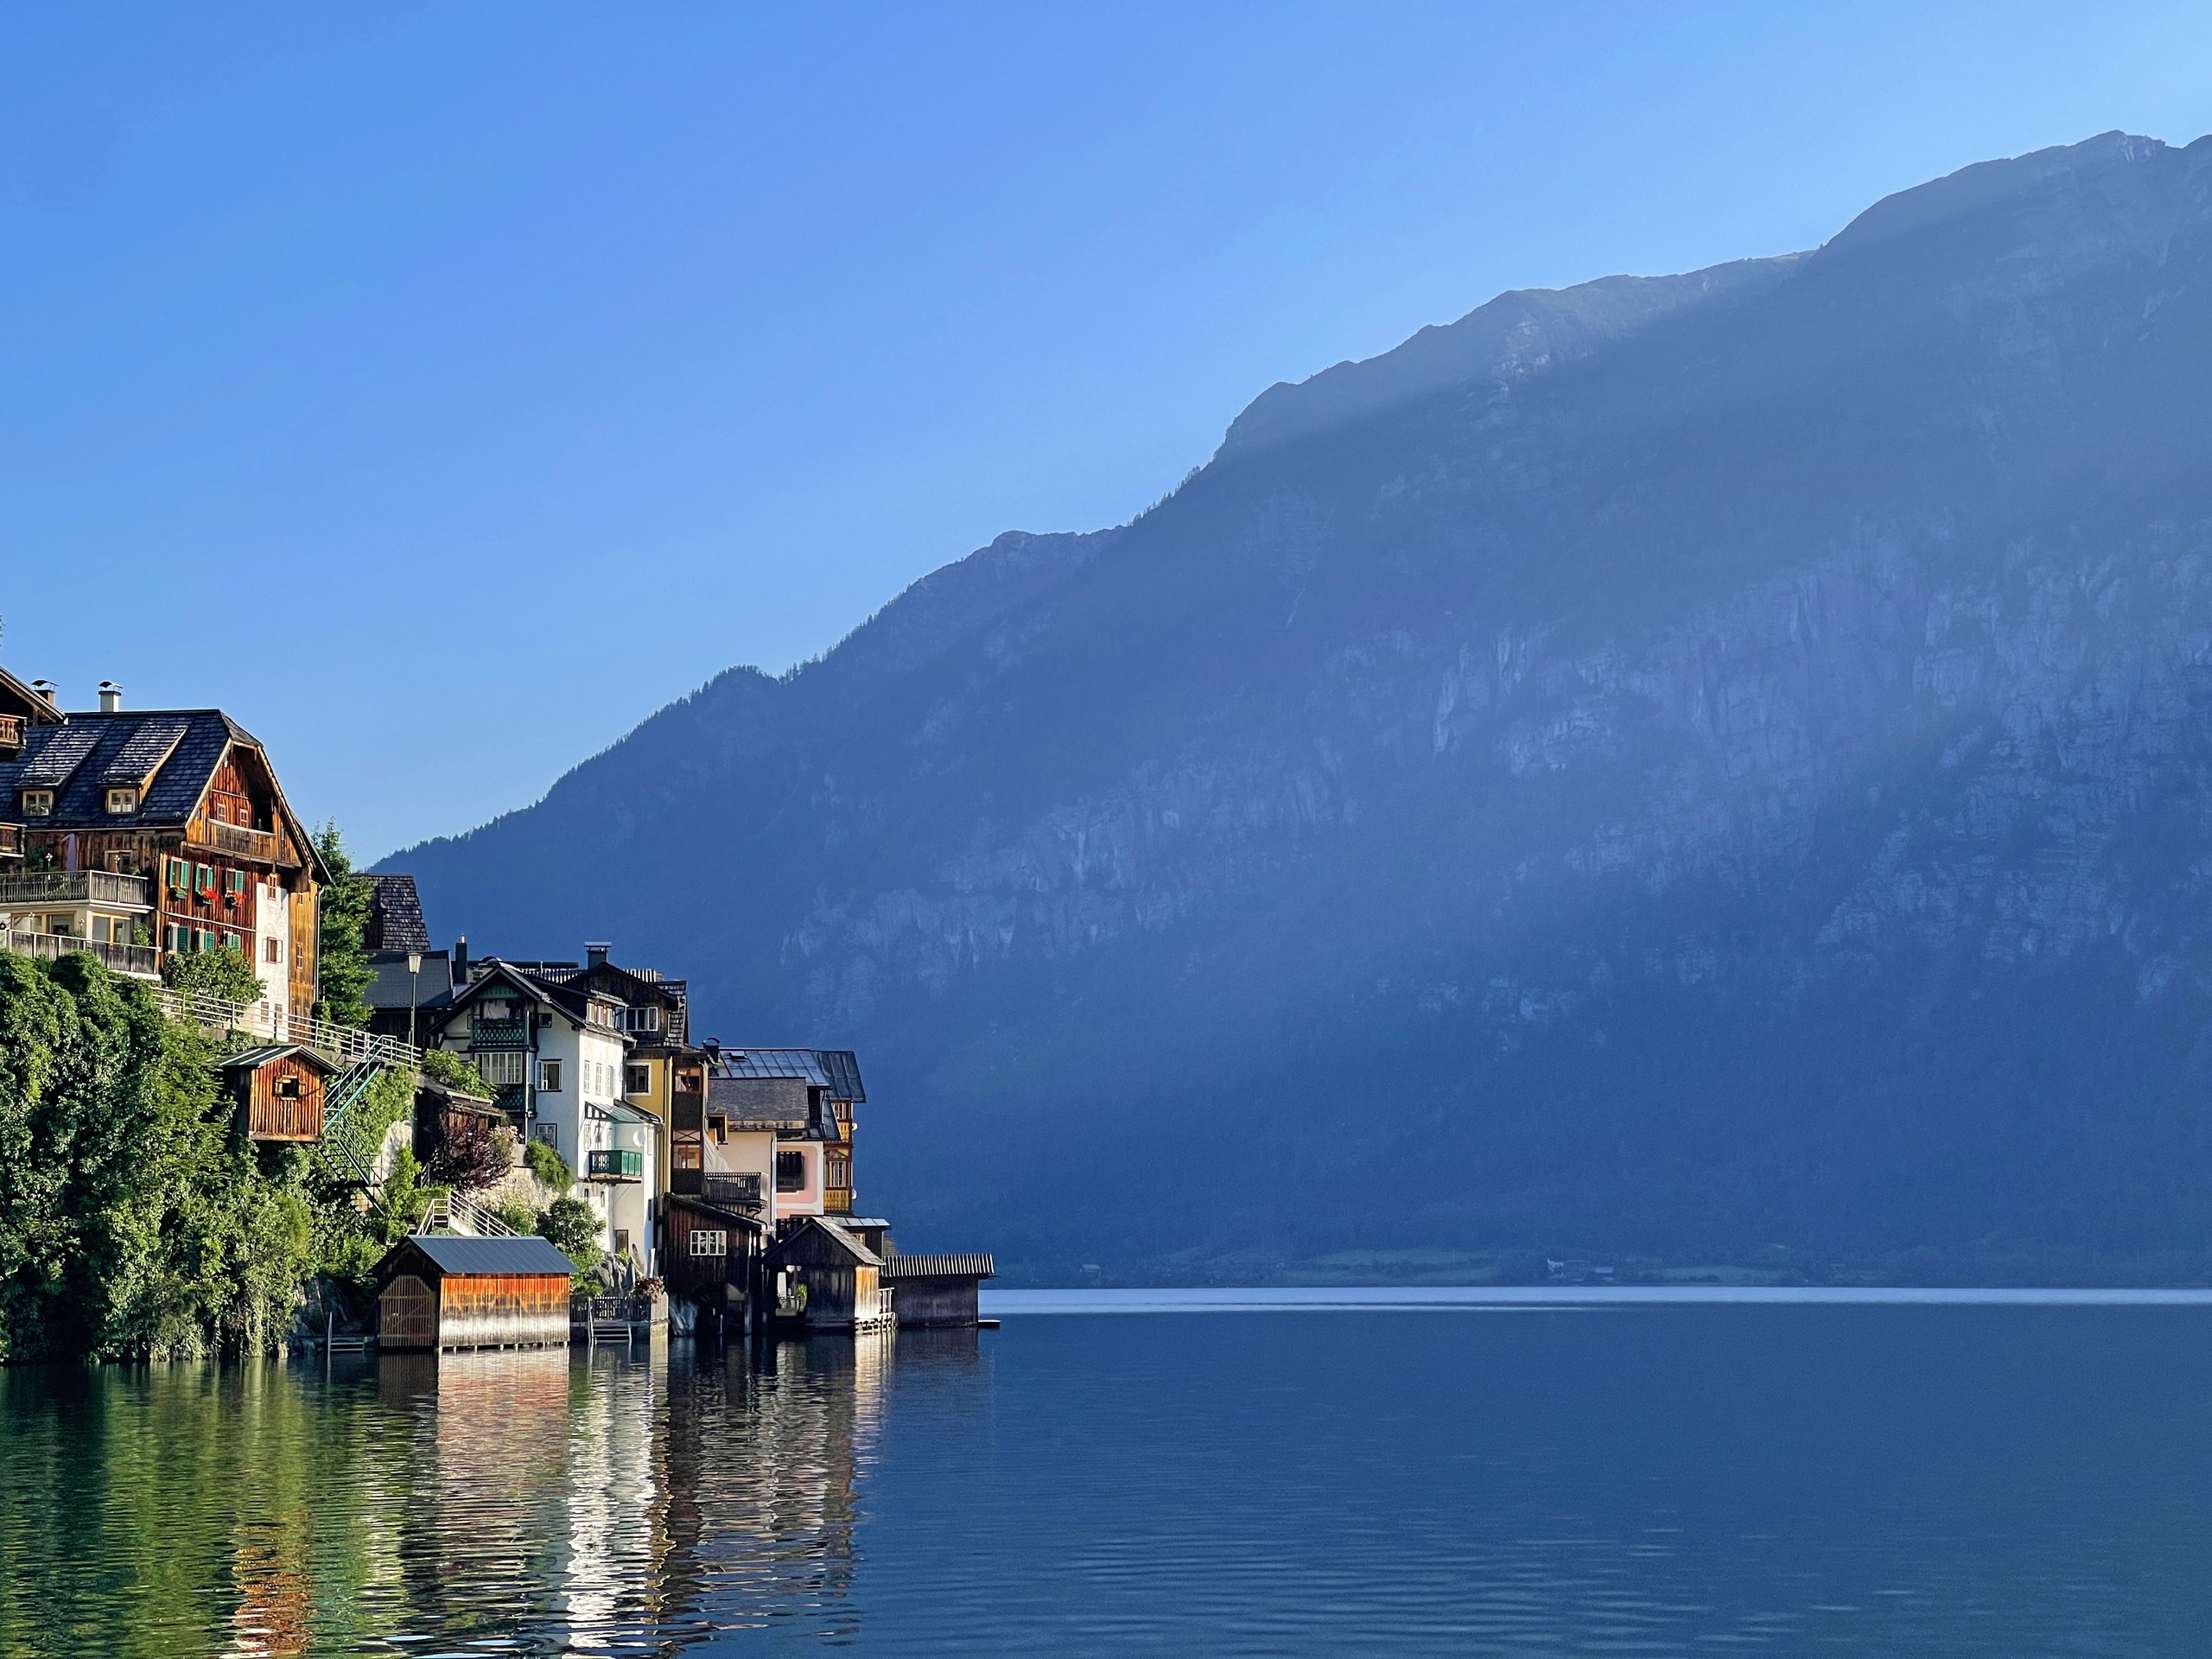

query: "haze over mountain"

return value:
[391, 132, 2212, 1282]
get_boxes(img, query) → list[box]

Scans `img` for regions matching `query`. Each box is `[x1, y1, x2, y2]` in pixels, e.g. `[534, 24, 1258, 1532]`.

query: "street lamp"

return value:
[406, 951, 423, 1054]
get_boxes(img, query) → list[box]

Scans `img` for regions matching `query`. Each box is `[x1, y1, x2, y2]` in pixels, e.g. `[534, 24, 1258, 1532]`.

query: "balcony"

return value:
[0, 823, 19, 861]
[0, 715, 22, 756]
[586, 1148, 644, 1183]
[186, 819, 283, 865]
[1, 928, 160, 980]
[671, 1169, 764, 1213]
[823, 1185, 854, 1215]
[0, 870, 151, 911]
[468, 1016, 532, 1048]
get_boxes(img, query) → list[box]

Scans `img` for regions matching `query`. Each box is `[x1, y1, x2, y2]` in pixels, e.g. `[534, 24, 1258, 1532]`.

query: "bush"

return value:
[535, 1194, 601, 1275]
[422, 1116, 515, 1194]
[420, 1047, 493, 1099]
[161, 943, 264, 1007]
[524, 1137, 573, 1193]
[488, 1198, 535, 1236]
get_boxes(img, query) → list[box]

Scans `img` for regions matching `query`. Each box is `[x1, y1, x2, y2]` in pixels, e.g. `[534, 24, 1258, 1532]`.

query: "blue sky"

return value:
[5, 4, 2209, 859]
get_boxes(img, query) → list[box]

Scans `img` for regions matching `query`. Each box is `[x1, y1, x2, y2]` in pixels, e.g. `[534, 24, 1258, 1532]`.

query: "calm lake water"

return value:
[4, 1289, 2212, 1655]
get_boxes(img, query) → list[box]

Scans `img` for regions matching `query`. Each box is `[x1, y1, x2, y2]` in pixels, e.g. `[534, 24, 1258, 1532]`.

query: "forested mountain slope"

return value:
[391, 132, 2212, 1282]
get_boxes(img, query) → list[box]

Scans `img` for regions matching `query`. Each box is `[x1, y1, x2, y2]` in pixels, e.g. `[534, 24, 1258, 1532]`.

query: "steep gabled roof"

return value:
[0, 665, 62, 726]
[364, 874, 431, 952]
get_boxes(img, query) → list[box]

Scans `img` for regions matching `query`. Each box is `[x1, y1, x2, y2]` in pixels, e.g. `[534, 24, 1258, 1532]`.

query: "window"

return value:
[264, 938, 282, 963]
[42, 913, 74, 938]
[775, 1150, 807, 1193]
[165, 858, 191, 898]
[613, 1229, 631, 1259]
[21, 790, 52, 817]
[539, 1059, 563, 1092]
[275, 1075, 302, 1100]
[105, 787, 138, 816]
[531, 1123, 558, 1151]
[690, 1230, 728, 1258]
[625, 1064, 650, 1094]
[194, 864, 215, 899]
[627, 1005, 661, 1034]
[224, 870, 247, 904]
[165, 924, 187, 953]
[708, 1115, 727, 1144]
[478, 1051, 526, 1090]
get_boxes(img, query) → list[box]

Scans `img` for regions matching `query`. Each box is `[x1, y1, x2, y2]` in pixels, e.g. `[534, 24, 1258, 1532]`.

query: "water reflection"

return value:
[0, 1332, 919, 1656]
[3, 1306, 2207, 1656]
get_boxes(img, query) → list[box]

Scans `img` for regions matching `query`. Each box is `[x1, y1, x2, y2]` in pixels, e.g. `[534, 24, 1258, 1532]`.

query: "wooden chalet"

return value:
[223, 1044, 337, 1142]
[0, 696, 326, 1009]
[767, 1216, 895, 1332]
[880, 1253, 997, 1327]
[374, 1234, 578, 1352]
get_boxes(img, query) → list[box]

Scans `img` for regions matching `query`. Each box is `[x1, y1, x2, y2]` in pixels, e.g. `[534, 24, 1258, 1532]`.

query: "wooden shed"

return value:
[664, 1193, 766, 1331]
[880, 1254, 996, 1327]
[223, 1044, 336, 1143]
[767, 1217, 894, 1332]
[374, 1235, 578, 1352]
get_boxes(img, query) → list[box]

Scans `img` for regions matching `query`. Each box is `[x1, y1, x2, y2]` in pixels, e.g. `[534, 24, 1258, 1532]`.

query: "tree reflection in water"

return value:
[0, 1325, 966, 1656]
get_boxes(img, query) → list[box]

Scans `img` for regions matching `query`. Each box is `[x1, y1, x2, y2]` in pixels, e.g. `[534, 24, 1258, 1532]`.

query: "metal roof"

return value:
[816, 1048, 867, 1103]
[391, 1235, 578, 1277]
[708, 1047, 831, 1086]
[881, 1254, 996, 1281]
[220, 1043, 337, 1075]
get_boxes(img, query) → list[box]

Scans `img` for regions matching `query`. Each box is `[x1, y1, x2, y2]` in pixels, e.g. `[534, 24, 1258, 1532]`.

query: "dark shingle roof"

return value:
[393, 1235, 578, 1277]
[0, 710, 262, 829]
[365, 874, 431, 952]
[882, 1253, 995, 1281]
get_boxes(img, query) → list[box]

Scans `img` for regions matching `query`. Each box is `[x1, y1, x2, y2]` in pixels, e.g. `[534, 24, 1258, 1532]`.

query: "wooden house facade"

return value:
[375, 1235, 578, 1352]
[0, 701, 324, 1011]
[664, 1193, 767, 1332]
[223, 1044, 336, 1143]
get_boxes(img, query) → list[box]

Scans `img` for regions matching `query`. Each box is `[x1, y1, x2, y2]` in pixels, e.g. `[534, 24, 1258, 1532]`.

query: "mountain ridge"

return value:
[388, 131, 2212, 1283]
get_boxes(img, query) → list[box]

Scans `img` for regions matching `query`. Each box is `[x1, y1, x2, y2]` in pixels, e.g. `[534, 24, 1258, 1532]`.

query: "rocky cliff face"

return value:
[392, 132, 2212, 1281]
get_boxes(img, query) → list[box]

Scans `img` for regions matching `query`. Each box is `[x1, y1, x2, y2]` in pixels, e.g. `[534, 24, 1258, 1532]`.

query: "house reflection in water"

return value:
[351, 1329, 932, 1648]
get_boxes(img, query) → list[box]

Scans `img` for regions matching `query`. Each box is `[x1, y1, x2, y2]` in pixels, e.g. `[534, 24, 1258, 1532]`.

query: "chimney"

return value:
[98, 682, 122, 713]
[454, 935, 469, 982]
[29, 680, 56, 711]
[586, 942, 611, 970]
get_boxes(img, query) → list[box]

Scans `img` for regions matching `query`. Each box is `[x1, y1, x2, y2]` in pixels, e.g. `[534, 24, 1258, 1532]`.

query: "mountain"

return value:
[389, 132, 2212, 1284]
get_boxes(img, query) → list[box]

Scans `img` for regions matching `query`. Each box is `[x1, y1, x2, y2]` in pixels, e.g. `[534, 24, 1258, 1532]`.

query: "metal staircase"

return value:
[413, 1192, 518, 1237]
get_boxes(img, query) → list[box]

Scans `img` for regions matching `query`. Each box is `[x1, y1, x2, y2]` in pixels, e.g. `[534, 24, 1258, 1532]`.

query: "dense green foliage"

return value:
[524, 1137, 573, 1193]
[313, 822, 374, 1030]
[534, 1194, 601, 1275]
[161, 941, 264, 1005]
[421, 1046, 493, 1099]
[0, 953, 312, 1360]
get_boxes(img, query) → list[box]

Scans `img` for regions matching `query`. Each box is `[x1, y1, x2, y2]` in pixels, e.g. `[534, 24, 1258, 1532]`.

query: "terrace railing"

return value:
[1, 928, 160, 980]
[0, 869, 151, 909]
[0, 715, 22, 755]
[150, 986, 421, 1070]
[467, 1016, 532, 1048]
[0, 823, 21, 859]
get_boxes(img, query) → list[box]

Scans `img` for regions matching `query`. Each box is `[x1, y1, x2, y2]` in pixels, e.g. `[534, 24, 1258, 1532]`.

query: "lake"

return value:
[3, 1288, 2211, 1655]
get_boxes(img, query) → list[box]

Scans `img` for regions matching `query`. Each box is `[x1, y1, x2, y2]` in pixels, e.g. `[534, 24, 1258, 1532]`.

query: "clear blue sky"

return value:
[5, 3, 2209, 859]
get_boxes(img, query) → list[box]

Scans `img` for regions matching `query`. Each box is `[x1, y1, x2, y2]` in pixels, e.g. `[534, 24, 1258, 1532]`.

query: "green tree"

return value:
[312, 822, 373, 1030]
[160, 941, 264, 1006]
[535, 1195, 601, 1276]
[420, 1046, 493, 1099]
[0, 952, 312, 1361]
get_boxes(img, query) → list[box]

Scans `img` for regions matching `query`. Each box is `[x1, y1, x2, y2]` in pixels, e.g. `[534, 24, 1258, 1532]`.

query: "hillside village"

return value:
[0, 658, 989, 1357]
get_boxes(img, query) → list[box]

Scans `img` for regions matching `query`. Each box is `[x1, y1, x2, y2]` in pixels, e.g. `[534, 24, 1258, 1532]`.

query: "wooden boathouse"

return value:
[881, 1253, 996, 1327]
[375, 1235, 577, 1352]
[768, 1217, 895, 1332]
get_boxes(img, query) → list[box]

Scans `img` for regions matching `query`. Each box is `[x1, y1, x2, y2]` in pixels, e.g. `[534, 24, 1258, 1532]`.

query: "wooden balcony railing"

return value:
[0, 715, 22, 755]
[0, 823, 21, 860]
[468, 1016, 531, 1048]
[0, 869, 150, 910]
[186, 819, 283, 864]
[823, 1185, 854, 1215]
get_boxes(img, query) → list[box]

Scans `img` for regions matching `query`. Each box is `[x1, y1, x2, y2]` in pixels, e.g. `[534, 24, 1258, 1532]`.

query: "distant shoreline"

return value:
[984, 1285, 2212, 1313]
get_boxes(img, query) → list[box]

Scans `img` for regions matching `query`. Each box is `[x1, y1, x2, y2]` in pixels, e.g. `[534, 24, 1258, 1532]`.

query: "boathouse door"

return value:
[378, 1274, 437, 1351]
